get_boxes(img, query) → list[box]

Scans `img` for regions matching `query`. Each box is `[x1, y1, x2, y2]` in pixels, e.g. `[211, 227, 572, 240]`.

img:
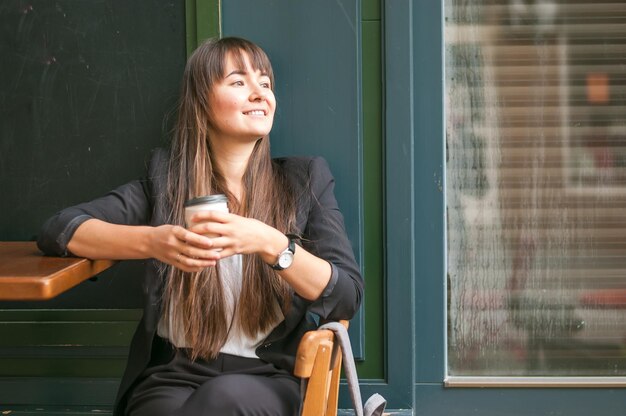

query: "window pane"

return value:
[446, 0, 626, 376]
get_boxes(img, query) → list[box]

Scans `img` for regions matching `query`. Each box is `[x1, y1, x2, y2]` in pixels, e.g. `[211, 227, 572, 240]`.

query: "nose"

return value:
[249, 85, 267, 102]
[250, 91, 265, 102]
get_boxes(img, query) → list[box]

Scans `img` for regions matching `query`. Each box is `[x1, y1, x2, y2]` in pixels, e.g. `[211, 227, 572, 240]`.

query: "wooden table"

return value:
[0, 242, 115, 301]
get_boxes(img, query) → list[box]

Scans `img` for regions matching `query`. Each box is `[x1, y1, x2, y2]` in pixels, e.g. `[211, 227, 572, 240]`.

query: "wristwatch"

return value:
[270, 235, 298, 270]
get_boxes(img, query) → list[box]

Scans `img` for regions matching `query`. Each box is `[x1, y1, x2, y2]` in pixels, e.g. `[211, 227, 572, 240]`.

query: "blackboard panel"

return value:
[0, 0, 186, 307]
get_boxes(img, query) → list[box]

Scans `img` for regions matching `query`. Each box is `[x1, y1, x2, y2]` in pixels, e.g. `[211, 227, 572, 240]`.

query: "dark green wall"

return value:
[219, 0, 386, 391]
[221, 0, 366, 361]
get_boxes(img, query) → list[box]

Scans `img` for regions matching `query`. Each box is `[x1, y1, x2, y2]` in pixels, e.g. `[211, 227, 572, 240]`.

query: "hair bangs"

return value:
[226, 44, 275, 90]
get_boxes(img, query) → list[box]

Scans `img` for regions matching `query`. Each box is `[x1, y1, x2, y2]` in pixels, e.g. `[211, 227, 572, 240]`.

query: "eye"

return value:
[231, 80, 244, 86]
[259, 75, 271, 89]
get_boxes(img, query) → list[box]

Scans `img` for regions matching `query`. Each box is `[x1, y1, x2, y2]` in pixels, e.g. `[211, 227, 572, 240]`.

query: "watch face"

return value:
[278, 252, 294, 269]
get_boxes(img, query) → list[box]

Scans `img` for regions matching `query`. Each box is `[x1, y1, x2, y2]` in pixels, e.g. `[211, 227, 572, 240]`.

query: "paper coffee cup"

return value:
[184, 194, 229, 232]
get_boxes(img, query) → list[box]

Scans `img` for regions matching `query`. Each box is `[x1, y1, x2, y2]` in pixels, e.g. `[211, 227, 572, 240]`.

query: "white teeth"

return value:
[245, 110, 265, 116]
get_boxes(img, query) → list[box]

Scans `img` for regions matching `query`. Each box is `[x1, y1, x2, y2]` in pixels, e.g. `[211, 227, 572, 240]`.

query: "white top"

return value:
[157, 255, 283, 358]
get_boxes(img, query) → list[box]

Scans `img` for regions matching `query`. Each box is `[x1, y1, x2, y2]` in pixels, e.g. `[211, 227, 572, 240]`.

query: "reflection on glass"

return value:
[446, 0, 626, 376]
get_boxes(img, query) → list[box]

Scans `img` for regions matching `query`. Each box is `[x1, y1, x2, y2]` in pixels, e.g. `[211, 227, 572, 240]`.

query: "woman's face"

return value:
[207, 51, 276, 144]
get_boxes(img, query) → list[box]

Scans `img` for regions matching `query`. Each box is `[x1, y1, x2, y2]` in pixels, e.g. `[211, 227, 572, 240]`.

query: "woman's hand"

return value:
[66, 219, 218, 273]
[187, 211, 287, 265]
[148, 224, 221, 273]
[188, 210, 332, 300]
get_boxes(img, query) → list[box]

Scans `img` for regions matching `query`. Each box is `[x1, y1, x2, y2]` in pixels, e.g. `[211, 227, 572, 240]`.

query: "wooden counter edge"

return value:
[0, 258, 116, 301]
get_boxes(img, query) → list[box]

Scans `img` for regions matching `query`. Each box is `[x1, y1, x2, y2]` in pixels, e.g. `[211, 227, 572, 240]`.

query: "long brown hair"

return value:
[162, 37, 296, 360]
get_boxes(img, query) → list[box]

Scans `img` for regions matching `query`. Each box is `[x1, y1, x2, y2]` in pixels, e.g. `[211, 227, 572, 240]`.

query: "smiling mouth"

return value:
[243, 110, 266, 116]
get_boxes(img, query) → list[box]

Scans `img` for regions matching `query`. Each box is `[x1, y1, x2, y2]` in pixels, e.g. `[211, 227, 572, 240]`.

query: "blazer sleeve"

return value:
[300, 157, 364, 320]
[36, 151, 163, 257]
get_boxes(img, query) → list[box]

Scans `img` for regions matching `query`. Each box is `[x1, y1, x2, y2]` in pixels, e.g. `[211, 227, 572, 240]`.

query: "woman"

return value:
[37, 37, 362, 416]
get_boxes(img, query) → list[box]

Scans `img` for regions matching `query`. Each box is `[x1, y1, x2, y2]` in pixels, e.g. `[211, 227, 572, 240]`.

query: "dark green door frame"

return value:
[366, 0, 416, 411]
[387, 1, 626, 414]
[185, 0, 220, 55]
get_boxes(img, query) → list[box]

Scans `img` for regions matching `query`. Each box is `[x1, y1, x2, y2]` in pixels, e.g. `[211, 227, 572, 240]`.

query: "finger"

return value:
[174, 252, 216, 270]
[182, 246, 221, 261]
[172, 225, 189, 241]
[179, 229, 213, 249]
[189, 222, 228, 237]
[214, 248, 236, 259]
[190, 210, 230, 224]
[204, 236, 235, 252]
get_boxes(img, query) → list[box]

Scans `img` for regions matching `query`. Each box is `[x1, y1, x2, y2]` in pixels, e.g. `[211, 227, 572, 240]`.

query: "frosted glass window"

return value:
[446, 0, 626, 376]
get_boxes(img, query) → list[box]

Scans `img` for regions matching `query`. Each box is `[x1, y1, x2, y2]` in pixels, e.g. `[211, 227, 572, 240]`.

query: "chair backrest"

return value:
[294, 321, 348, 416]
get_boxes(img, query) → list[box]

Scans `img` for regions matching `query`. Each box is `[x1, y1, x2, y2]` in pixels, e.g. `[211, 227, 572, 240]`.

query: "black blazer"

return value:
[37, 149, 363, 415]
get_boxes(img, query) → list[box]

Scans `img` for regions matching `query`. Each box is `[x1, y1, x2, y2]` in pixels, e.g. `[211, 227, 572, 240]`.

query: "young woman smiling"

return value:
[37, 37, 362, 416]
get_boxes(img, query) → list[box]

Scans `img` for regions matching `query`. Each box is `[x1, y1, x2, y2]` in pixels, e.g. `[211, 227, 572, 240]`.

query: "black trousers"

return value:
[125, 343, 301, 416]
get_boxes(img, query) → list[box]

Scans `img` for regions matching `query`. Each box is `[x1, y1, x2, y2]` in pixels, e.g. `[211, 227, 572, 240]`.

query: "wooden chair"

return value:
[294, 320, 348, 416]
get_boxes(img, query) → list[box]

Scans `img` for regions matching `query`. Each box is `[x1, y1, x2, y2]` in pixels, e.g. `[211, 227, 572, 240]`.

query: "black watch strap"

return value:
[270, 234, 299, 270]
